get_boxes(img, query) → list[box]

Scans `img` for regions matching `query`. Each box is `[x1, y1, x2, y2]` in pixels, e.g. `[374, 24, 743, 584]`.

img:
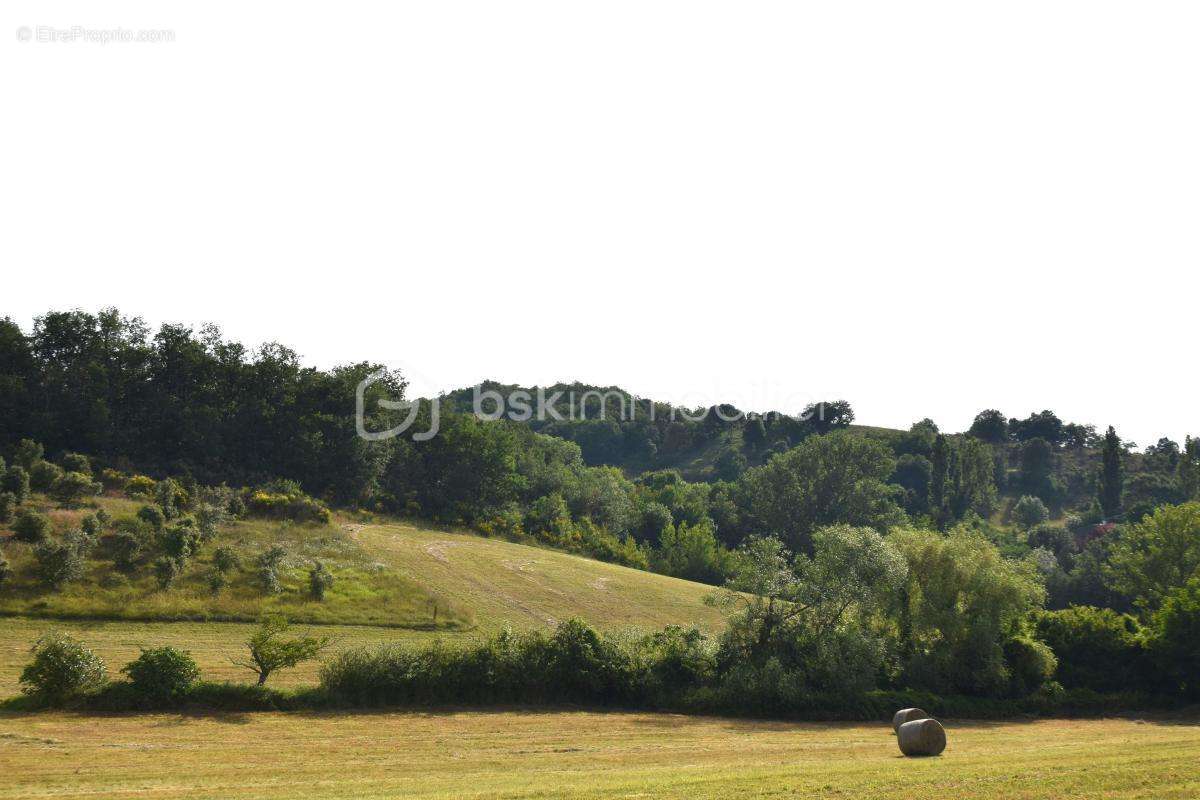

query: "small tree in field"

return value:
[234, 615, 329, 685]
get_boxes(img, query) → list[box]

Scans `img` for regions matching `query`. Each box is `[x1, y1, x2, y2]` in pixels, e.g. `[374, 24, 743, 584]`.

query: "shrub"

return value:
[99, 468, 125, 490]
[155, 478, 188, 518]
[12, 510, 51, 543]
[2, 465, 30, 503]
[19, 632, 107, 705]
[212, 546, 239, 574]
[13, 439, 44, 469]
[52, 471, 102, 506]
[60, 452, 91, 475]
[34, 541, 85, 589]
[154, 557, 181, 589]
[0, 491, 16, 524]
[121, 647, 200, 704]
[207, 569, 228, 596]
[309, 561, 334, 600]
[1012, 495, 1050, 529]
[1149, 577, 1200, 699]
[1032, 606, 1149, 692]
[246, 490, 331, 525]
[111, 531, 145, 574]
[227, 494, 246, 519]
[28, 460, 64, 492]
[1003, 635, 1057, 696]
[158, 518, 201, 564]
[256, 545, 287, 594]
[80, 513, 103, 537]
[125, 475, 157, 498]
[0, 548, 10, 587]
[137, 504, 166, 532]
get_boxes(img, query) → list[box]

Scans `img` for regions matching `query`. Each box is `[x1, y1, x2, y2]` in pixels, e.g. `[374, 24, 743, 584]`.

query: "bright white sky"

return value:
[3, 2, 1198, 446]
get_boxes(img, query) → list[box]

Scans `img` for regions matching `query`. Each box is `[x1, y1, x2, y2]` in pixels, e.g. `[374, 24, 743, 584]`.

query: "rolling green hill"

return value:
[350, 521, 728, 634]
[0, 495, 728, 634]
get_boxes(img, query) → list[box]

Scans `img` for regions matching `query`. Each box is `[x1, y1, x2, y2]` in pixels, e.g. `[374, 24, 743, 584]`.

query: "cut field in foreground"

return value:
[1, 711, 1197, 799]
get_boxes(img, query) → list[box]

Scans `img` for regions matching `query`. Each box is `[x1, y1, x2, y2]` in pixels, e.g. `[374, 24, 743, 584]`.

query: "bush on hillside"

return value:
[124, 475, 156, 498]
[0, 491, 16, 524]
[12, 509, 51, 543]
[2, 465, 30, 503]
[60, 452, 92, 475]
[28, 460, 64, 492]
[246, 490, 331, 525]
[51, 471, 103, 506]
[34, 540, 85, 590]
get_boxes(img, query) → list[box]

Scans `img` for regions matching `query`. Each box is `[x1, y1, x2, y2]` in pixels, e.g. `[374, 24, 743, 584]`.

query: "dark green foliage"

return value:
[309, 561, 334, 600]
[155, 478, 187, 519]
[212, 545, 239, 574]
[968, 409, 1008, 443]
[13, 439, 44, 469]
[153, 556, 180, 589]
[2, 465, 30, 503]
[1097, 425, 1124, 520]
[121, 647, 200, 703]
[928, 434, 949, 524]
[2, 462, 31, 501]
[1033, 607, 1149, 692]
[207, 569, 228, 595]
[0, 491, 16, 524]
[80, 513, 103, 537]
[34, 541, 84, 589]
[60, 452, 91, 475]
[158, 518, 201, 564]
[28, 460, 63, 492]
[51, 471, 102, 506]
[256, 545, 287, 594]
[735, 432, 903, 553]
[110, 530, 145, 574]
[1010, 410, 1065, 445]
[1002, 635, 1058, 697]
[1179, 436, 1200, 501]
[0, 548, 10, 587]
[1149, 577, 1200, 698]
[137, 504, 166, 531]
[19, 632, 107, 705]
[1012, 495, 1050, 529]
[1018, 438, 1061, 503]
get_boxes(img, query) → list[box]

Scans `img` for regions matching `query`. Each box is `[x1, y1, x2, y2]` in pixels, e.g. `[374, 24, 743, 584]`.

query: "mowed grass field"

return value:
[1, 711, 1197, 799]
[353, 521, 728, 633]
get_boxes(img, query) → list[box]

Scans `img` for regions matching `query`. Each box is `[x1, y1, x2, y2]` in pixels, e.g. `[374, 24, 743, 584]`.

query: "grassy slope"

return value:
[2, 712, 1197, 799]
[1, 495, 725, 633]
[0, 496, 469, 628]
[353, 521, 728, 634]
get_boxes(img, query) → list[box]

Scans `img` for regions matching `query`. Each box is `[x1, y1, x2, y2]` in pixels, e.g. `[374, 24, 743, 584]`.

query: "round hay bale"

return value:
[891, 707, 929, 734]
[897, 718, 946, 757]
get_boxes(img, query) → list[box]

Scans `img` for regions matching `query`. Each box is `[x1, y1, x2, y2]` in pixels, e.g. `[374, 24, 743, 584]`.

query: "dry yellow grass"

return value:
[1, 711, 1197, 799]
